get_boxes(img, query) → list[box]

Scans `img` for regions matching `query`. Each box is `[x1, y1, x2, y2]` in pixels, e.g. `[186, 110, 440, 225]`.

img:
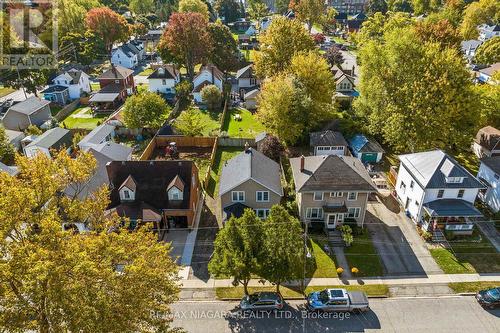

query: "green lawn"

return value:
[222, 108, 266, 138]
[205, 146, 241, 197]
[60, 107, 107, 130]
[50, 105, 63, 116]
[138, 68, 154, 76]
[448, 282, 500, 294]
[344, 229, 384, 277]
[306, 235, 338, 278]
[0, 86, 15, 98]
[216, 284, 389, 299]
[195, 109, 220, 137]
[430, 229, 500, 274]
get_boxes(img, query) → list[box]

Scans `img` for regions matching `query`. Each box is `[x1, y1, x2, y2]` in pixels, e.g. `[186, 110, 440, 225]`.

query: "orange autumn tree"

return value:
[85, 7, 130, 53]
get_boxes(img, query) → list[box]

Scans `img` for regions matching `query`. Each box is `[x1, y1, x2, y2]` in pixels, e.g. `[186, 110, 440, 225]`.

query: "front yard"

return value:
[306, 235, 338, 278]
[60, 106, 107, 130]
[344, 228, 384, 277]
[221, 108, 266, 138]
[430, 229, 500, 274]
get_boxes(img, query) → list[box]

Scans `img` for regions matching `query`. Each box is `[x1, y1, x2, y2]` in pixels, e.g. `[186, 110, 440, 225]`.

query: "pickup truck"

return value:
[307, 288, 369, 313]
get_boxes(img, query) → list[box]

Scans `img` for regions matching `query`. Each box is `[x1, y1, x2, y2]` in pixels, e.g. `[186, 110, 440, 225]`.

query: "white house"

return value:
[477, 63, 500, 84]
[192, 64, 224, 103]
[479, 24, 500, 41]
[23, 127, 73, 158]
[52, 68, 91, 100]
[236, 64, 259, 90]
[111, 40, 145, 69]
[477, 157, 500, 213]
[147, 65, 180, 95]
[77, 123, 116, 151]
[395, 150, 485, 235]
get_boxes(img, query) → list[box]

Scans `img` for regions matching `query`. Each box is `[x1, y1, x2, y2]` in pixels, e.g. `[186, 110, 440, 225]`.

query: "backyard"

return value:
[59, 106, 107, 130]
[221, 108, 266, 138]
[430, 229, 500, 274]
[194, 108, 220, 137]
[151, 145, 213, 182]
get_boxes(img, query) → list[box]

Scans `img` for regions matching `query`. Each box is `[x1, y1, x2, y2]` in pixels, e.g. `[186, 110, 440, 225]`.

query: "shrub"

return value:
[351, 267, 359, 274]
[343, 232, 354, 246]
[336, 267, 344, 275]
[200, 84, 222, 112]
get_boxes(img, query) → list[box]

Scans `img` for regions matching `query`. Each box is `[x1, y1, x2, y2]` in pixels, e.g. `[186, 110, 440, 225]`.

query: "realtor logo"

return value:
[0, 0, 58, 69]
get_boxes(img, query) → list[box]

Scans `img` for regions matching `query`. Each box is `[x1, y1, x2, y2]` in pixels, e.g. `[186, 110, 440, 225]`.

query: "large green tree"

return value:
[122, 91, 172, 129]
[254, 16, 315, 78]
[214, 0, 243, 23]
[460, 0, 500, 39]
[178, 0, 210, 19]
[0, 126, 15, 165]
[130, 0, 155, 14]
[174, 107, 205, 136]
[207, 22, 240, 73]
[474, 37, 500, 65]
[60, 30, 106, 65]
[0, 151, 180, 333]
[291, 0, 326, 32]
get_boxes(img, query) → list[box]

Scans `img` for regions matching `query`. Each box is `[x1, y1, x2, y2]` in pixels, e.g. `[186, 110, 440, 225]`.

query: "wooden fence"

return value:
[139, 135, 217, 160]
[217, 137, 255, 147]
[55, 100, 80, 122]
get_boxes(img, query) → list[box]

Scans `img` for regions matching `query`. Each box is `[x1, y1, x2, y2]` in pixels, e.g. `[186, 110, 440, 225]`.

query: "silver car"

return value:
[240, 292, 284, 311]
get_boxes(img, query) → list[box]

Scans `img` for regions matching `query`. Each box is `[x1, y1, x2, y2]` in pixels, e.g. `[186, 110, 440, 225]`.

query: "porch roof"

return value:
[422, 199, 483, 217]
[323, 205, 348, 213]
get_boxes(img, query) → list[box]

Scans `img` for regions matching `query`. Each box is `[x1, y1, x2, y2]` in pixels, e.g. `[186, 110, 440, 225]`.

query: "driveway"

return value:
[366, 198, 443, 276]
[476, 221, 500, 252]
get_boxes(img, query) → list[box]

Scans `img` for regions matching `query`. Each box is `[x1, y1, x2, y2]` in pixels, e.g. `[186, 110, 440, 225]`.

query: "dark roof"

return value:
[147, 65, 178, 80]
[111, 202, 162, 222]
[192, 80, 212, 93]
[236, 64, 254, 79]
[106, 160, 196, 210]
[168, 175, 185, 191]
[99, 83, 125, 93]
[223, 202, 250, 221]
[423, 199, 483, 217]
[351, 12, 367, 20]
[67, 69, 83, 84]
[310, 130, 348, 147]
[157, 122, 175, 136]
[98, 65, 133, 80]
[335, 13, 348, 20]
[323, 204, 348, 213]
[290, 155, 377, 192]
[42, 85, 69, 93]
[475, 126, 500, 151]
[348, 134, 385, 154]
[8, 96, 50, 115]
[481, 156, 500, 174]
[347, 20, 363, 30]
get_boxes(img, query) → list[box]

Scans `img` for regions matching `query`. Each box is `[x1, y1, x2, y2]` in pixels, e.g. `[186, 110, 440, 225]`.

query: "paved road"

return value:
[171, 297, 500, 332]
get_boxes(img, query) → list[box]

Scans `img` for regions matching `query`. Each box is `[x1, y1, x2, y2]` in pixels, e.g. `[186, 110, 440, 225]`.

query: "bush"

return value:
[343, 232, 354, 246]
[201, 84, 222, 112]
[351, 267, 359, 274]
[336, 267, 344, 275]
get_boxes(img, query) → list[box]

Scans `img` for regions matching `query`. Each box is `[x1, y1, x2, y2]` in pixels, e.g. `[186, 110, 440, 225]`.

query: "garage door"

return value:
[361, 153, 378, 163]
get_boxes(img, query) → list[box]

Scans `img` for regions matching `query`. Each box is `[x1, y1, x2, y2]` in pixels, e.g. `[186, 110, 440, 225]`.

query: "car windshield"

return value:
[485, 288, 500, 301]
[248, 294, 260, 304]
[319, 290, 330, 303]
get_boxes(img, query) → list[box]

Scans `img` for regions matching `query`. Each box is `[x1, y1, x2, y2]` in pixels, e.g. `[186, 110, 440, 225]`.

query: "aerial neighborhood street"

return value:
[0, 0, 499, 332]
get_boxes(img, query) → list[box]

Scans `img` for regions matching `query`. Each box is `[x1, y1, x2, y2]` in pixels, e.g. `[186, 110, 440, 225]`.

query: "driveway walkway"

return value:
[476, 221, 500, 252]
[332, 247, 351, 278]
[366, 200, 443, 276]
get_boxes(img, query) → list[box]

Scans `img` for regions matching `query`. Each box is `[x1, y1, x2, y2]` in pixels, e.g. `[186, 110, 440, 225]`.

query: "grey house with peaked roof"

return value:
[2, 97, 51, 131]
[219, 147, 283, 221]
[23, 127, 73, 158]
[290, 155, 377, 229]
[395, 150, 485, 234]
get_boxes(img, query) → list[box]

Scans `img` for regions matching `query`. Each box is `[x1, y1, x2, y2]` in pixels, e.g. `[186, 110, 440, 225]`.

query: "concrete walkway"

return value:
[332, 247, 352, 278]
[476, 221, 500, 252]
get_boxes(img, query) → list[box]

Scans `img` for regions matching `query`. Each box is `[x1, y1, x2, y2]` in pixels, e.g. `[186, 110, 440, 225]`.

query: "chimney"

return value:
[300, 155, 305, 172]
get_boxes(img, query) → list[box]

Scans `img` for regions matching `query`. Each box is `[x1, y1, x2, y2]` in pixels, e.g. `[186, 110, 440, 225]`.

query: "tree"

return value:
[0, 151, 180, 332]
[130, 0, 155, 14]
[460, 0, 500, 39]
[320, 7, 338, 33]
[0, 126, 15, 165]
[247, 0, 268, 29]
[414, 18, 461, 50]
[324, 45, 344, 67]
[122, 91, 171, 129]
[158, 12, 211, 81]
[207, 22, 240, 73]
[475, 80, 500, 129]
[57, 0, 87, 39]
[174, 80, 194, 103]
[275, 0, 290, 14]
[178, 0, 210, 19]
[259, 206, 303, 293]
[85, 7, 130, 53]
[201, 85, 222, 112]
[254, 17, 315, 78]
[174, 108, 205, 136]
[214, 0, 243, 23]
[259, 135, 284, 163]
[365, 0, 388, 15]
[24, 125, 43, 136]
[291, 0, 326, 33]
[60, 30, 106, 65]
[474, 37, 500, 65]
[208, 209, 264, 295]
[2, 66, 52, 96]
[354, 26, 479, 152]
[313, 33, 325, 44]
[387, 0, 413, 12]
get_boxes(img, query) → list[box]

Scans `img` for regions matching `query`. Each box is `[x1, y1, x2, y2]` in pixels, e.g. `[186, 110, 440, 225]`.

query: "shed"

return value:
[348, 134, 384, 163]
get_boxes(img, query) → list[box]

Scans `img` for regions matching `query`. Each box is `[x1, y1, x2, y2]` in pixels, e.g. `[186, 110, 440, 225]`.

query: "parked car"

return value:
[240, 292, 284, 311]
[307, 288, 369, 313]
[476, 287, 500, 309]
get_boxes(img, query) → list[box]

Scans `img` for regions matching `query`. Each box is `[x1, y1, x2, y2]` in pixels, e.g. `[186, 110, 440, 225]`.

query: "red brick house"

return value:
[89, 65, 135, 113]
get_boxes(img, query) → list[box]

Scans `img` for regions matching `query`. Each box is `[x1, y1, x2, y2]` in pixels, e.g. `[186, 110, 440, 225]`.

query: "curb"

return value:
[458, 292, 476, 296]
[218, 295, 389, 301]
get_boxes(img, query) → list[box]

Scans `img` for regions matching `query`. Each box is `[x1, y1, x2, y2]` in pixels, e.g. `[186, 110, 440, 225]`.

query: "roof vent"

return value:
[149, 161, 154, 165]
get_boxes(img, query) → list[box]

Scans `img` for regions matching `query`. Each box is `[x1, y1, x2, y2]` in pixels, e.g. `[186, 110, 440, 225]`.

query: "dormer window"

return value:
[119, 175, 136, 202]
[168, 187, 182, 200]
[167, 175, 185, 201]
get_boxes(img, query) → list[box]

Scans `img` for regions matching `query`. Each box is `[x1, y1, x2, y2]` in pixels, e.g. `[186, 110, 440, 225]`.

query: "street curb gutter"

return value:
[458, 293, 476, 296]
[218, 295, 389, 301]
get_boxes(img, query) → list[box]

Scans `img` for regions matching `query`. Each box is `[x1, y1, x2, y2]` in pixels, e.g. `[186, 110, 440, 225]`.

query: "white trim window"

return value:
[316, 146, 331, 152]
[306, 208, 324, 219]
[330, 192, 343, 197]
[255, 209, 270, 219]
[347, 192, 358, 201]
[231, 191, 245, 202]
[347, 207, 361, 218]
[256, 191, 270, 202]
[313, 192, 324, 201]
[123, 190, 130, 199]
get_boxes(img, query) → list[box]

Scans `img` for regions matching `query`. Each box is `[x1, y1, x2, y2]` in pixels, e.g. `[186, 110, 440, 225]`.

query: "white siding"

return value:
[23, 146, 51, 158]
[478, 163, 500, 212]
[111, 49, 137, 69]
[148, 78, 177, 94]
[395, 164, 425, 221]
[423, 188, 478, 204]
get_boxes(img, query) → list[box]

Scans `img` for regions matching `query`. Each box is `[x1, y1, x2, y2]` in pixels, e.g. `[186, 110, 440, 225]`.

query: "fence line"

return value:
[55, 100, 80, 122]
[217, 137, 255, 147]
[204, 136, 219, 189]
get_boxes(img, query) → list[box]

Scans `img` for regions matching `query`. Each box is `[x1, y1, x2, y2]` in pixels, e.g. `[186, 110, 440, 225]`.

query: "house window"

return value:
[347, 207, 361, 218]
[332, 146, 344, 151]
[255, 209, 270, 219]
[410, 180, 414, 189]
[400, 181, 406, 193]
[313, 192, 324, 201]
[317, 146, 331, 152]
[168, 187, 182, 200]
[330, 192, 343, 197]
[306, 208, 324, 219]
[256, 191, 269, 202]
[347, 192, 357, 201]
[250, 78, 257, 85]
[446, 177, 464, 184]
[494, 173, 499, 180]
[437, 190, 445, 198]
[123, 190, 130, 199]
[232, 191, 245, 202]
[457, 189, 465, 198]
[162, 79, 166, 85]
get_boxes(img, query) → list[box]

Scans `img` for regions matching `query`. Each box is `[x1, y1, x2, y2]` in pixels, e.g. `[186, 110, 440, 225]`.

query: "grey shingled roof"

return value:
[290, 155, 376, 192]
[236, 64, 253, 79]
[310, 130, 348, 148]
[398, 150, 484, 189]
[91, 142, 132, 161]
[480, 156, 500, 174]
[219, 148, 283, 196]
[98, 65, 133, 80]
[26, 127, 72, 150]
[9, 97, 50, 115]
[79, 124, 115, 148]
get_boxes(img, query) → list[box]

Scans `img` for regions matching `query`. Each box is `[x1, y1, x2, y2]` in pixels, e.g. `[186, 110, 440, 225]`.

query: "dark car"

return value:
[476, 287, 500, 309]
[240, 292, 284, 311]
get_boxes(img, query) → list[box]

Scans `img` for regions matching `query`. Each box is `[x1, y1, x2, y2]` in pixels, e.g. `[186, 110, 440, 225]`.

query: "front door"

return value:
[327, 214, 337, 229]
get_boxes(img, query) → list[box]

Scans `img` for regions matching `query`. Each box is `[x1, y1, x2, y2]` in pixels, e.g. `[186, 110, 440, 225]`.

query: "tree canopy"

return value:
[460, 0, 500, 39]
[0, 126, 15, 165]
[122, 91, 172, 129]
[474, 36, 500, 65]
[207, 21, 241, 73]
[178, 0, 210, 19]
[85, 7, 130, 53]
[201, 85, 222, 112]
[291, 0, 327, 32]
[174, 107, 205, 136]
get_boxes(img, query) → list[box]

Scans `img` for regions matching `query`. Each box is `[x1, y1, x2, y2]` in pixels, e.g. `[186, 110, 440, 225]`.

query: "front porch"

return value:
[421, 199, 483, 235]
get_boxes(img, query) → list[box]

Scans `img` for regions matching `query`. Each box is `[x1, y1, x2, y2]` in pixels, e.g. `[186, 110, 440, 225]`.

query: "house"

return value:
[290, 155, 377, 230]
[477, 157, 500, 213]
[51, 68, 91, 99]
[310, 130, 349, 156]
[236, 64, 259, 90]
[328, 0, 367, 14]
[395, 150, 484, 235]
[219, 147, 283, 221]
[461, 40, 483, 60]
[243, 89, 259, 110]
[5, 128, 25, 150]
[472, 126, 500, 158]
[192, 64, 224, 103]
[477, 63, 500, 84]
[23, 127, 73, 158]
[106, 160, 200, 230]
[111, 40, 145, 69]
[479, 24, 500, 41]
[334, 12, 348, 24]
[77, 123, 116, 151]
[348, 134, 385, 164]
[41, 85, 70, 105]
[97, 65, 135, 94]
[2, 97, 51, 131]
[147, 65, 180, 95]
[90, 65, 135, 113]
[334, 68, 358, 102]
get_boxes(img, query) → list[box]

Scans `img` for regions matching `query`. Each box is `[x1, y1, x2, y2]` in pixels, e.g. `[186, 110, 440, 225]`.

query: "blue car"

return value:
[307, 289, 369, 313]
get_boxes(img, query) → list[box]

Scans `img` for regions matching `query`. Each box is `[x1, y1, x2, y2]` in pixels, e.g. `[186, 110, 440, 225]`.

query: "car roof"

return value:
[254, 292, 281, 301]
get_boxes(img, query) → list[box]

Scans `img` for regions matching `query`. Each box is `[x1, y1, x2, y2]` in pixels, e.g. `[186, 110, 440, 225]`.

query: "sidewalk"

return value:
[180, 273, 500, 289]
